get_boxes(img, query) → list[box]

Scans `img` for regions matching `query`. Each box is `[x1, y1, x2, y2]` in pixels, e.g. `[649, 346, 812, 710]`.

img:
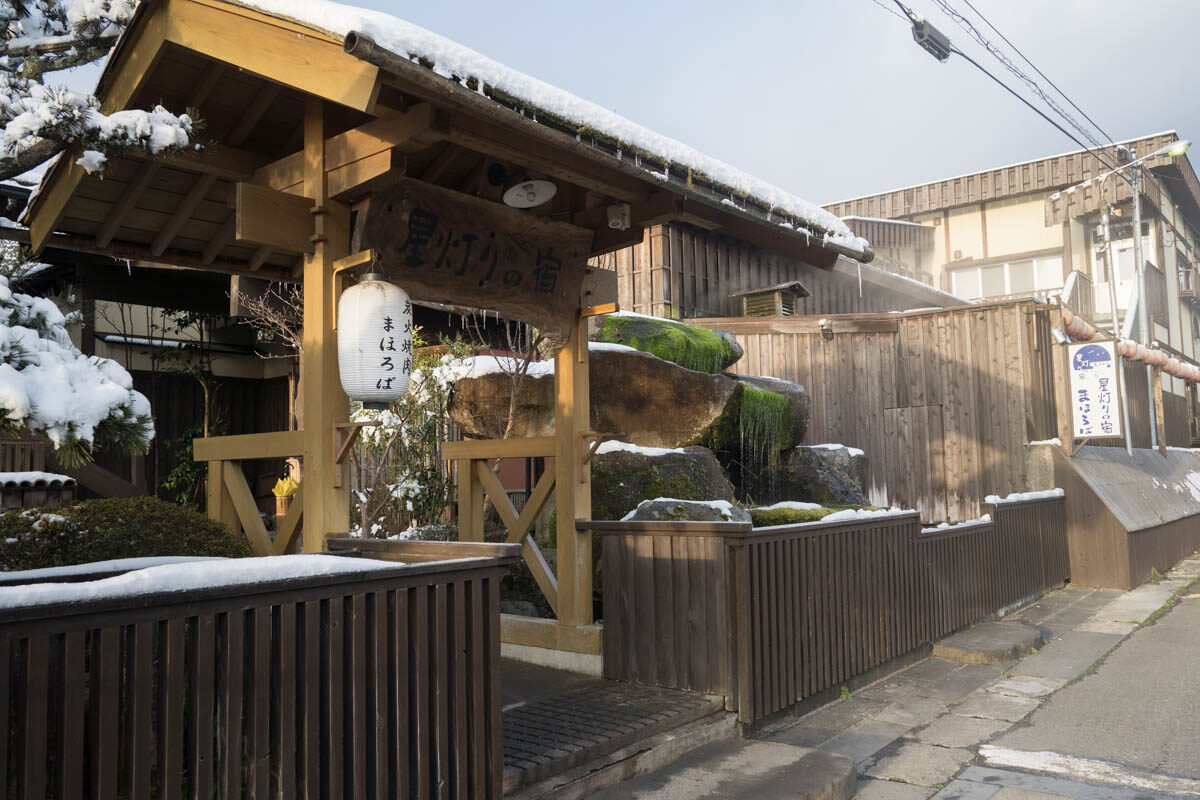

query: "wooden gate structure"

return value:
[16, 0, 872, 655]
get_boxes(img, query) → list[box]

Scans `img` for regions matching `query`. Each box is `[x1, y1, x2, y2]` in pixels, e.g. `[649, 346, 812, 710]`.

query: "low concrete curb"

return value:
[932, 621, 1043, 665]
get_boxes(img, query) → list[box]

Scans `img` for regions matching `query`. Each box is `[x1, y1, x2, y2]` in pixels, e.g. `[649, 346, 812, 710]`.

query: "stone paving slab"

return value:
[817, 719, 910, 765]
[951, 691, 1039, 722]
[933, 622, 1043, 665]
[959, 766, 1200, 800]
[865, 743, 972, 787]
[855, 779, 936, 800]
[928, 778, 1002, 800]
[1010, 631, 1122, 680]
[872, 696, 950, 728]
[913, 715, 1012, 748]
[1071, 619, 1137, 635]
[590, 739, 855, 800]
[984, 676, 1065, 699]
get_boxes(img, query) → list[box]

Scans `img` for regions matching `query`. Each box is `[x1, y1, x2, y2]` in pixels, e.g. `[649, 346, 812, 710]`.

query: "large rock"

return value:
[449, 348, 743, 447]
[624, 498, 751, 523]
[590, 313, 742, 372]
[766, 444, 870, 506]
[729, 374, 810, 445]
[592, 444, 736, 521]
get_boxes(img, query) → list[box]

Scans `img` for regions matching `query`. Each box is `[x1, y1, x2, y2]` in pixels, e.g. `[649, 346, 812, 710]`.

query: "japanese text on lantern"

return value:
[374, 300, 413, 391]
[1068, 341, 1122, 439]
[394, 206, 563, 294]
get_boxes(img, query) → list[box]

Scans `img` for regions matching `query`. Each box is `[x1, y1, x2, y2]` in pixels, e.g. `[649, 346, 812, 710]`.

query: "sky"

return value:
[59, 0, 1200, 207]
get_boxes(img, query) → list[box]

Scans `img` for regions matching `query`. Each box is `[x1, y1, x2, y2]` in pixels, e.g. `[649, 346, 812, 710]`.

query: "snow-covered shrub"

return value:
[0, 496, 251, 571]
[0, 273, 153, 465]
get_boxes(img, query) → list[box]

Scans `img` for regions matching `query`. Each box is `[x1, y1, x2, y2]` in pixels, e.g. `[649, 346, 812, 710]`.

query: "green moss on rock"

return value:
[599, 315, 735, 374]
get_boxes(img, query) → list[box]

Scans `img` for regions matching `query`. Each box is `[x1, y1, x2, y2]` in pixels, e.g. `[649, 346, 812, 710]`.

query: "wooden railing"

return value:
[0, 545, 518, 799]
[586, 495, 1068, 723]
[194, 430, 304, 556]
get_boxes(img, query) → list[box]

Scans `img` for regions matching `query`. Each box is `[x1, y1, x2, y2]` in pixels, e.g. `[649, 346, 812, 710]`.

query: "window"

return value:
[950, 254, 1065, 301]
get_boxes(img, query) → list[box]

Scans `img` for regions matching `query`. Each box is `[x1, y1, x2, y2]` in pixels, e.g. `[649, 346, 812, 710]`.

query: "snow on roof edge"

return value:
[228, 0, 868, 256]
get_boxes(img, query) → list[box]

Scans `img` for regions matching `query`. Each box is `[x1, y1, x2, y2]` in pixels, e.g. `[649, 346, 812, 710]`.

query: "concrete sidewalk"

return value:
[755, 553, 1200, 800]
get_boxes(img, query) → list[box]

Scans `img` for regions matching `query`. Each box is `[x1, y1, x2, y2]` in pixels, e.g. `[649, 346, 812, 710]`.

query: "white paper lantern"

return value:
[338, 273, 413, 409]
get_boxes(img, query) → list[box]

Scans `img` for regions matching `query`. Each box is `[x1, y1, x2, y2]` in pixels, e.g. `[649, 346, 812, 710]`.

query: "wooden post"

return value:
[206, 461, 238, 533]
[1154, 366, 1167, 454]
[554, 315, 592, 627]
[300, 97, 351, 552]
[456, 458, 484, 542]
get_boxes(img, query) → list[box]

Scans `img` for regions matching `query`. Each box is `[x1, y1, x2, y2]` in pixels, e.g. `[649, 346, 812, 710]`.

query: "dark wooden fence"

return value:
[0, 546, 519, 799]
[587, 495, 1067, 723]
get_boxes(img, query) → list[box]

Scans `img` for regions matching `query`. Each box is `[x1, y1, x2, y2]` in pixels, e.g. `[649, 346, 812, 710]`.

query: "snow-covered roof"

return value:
[230, 0, 869, 258]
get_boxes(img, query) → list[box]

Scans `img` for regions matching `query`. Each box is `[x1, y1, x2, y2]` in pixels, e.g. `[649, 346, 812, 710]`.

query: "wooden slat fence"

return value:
[588, 494, 1067, 723]
[0, 547, 518, 799]
[693, 302, 1060, 522]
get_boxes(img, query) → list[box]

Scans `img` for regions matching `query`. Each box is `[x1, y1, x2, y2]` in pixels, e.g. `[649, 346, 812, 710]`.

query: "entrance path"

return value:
[755, 554, 1200, 800]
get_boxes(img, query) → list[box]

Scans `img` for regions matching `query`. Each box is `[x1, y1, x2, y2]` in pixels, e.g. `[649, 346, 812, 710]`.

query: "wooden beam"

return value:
[441, 437, 557, 460]
[248, 246, 275, 271]
[299, 95, 351, 552]
[96, 163, 161, 248]
[254, 104, 433, 195]
[499, 616, 601, 655]
[193, 430, 303, 462]
[272, 483, 304, 555]
[222, 461, 274, 556]
[29, 3, 169, 251]
[233, 182, 315, 254]
[164, 0, 380, 113]
[227, 81, 281, 146]
[202, 214, 236, 265]
[153, 145, 267, 181]
[188, 62, 225, 110]
[151, 173, 217, 256]
[418, 143, 460, 184]
[327, 149, 405, 200]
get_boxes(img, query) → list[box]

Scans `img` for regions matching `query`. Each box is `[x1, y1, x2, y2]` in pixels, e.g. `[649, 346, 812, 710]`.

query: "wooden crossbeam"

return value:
[227, 81, 281, 146]
[418, 143, 460, 184]
[96, 163, 161, 248]
[202, 214, 236, 265]
[151, 173, 216, 256]
[233, 182, 315, 254]
[248, 246, 275, 271]
[442, 437, 557, 460]
[473, 461, 558, 613]
[254, 103, 433, 195]
[189, 62, 225, 109]
[193, 430, 303, 461]
[272, 483, 304, 555]
[222, 461, 273, 556]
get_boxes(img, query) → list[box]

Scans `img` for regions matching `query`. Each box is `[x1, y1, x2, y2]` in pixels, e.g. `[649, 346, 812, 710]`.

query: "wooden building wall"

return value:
[694, 301, 1059, 523]
[591, 223, 953, 320]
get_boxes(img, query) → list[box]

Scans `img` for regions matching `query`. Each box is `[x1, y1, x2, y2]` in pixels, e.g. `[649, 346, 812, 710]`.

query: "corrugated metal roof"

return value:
[1069, 446, 1200, 531]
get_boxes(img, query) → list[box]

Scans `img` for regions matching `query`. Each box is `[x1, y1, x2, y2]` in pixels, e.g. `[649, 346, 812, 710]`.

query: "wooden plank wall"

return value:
[591, 224, 950, 319]
[694, 302, 1058, 523]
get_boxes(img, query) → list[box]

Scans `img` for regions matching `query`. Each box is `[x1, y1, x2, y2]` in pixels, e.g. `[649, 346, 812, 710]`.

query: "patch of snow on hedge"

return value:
[754, 500, 823, 511]
[820, 507, 914, 522]
[983, 488, 1065, 504]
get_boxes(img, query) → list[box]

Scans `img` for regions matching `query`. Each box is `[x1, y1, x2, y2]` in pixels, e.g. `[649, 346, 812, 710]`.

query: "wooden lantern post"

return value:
[300, 97, 351, 551]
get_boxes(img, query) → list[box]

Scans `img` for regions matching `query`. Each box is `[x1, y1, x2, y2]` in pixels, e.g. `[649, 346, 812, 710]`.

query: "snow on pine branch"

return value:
[0, 272, 153, 463]
[0, 1, 194, 181]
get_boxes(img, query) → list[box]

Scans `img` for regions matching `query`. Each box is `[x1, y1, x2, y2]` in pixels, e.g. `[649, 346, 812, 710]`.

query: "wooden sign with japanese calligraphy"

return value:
[358, 178, 595, 342]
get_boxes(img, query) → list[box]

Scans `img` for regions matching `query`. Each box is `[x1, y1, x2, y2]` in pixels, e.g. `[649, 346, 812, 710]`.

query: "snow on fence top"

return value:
[983, 488, 1065, 504]
[234, 0, 869, 256]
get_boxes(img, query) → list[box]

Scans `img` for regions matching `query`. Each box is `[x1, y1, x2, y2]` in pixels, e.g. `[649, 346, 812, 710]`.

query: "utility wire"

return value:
[959, 0, 1115, 144]
[932, 0, 1108, 151]
[870, 0, 910, 23]
[948, 45, 1132, 187]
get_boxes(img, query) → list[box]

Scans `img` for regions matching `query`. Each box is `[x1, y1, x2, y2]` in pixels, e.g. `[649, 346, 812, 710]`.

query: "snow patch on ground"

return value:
[984, 488, 1065, 504]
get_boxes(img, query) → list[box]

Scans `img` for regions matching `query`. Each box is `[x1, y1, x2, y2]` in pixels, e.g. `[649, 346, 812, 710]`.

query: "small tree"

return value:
[0, 0, 195, 181]
[0, 271, 152, 465]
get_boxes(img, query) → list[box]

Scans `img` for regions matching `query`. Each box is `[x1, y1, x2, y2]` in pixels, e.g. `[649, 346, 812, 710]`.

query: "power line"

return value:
[869, 0, 910, 23]
[932, 0, 1108, 151]
[947, 44, 1132, 186]
[959, 0, 1115, 144]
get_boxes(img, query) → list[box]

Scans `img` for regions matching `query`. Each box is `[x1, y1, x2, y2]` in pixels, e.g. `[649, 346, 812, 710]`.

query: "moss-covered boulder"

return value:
[449, 348, 743, 447]
[592, 443, 736, 520]
[730, 374, 810, 446]
[764, 444, 870, 506]
[592, 313, 742, 373]
[625, 498, 751, 523]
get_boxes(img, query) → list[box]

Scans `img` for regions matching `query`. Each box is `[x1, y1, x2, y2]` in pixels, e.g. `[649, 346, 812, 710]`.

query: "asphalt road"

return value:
[991, 591, 1200, 778]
